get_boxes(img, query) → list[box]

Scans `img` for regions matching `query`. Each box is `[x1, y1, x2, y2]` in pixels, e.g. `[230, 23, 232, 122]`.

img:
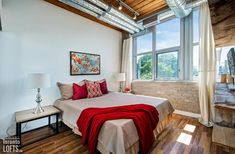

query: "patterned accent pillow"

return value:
[86, 81, 103, 98]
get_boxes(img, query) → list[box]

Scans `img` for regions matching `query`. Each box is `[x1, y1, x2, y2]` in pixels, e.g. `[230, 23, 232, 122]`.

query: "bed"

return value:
[54, 92, 174, 154]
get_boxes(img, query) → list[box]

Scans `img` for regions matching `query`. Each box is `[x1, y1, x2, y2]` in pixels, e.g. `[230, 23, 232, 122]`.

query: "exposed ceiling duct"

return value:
[185, 0, 207, 9]
[165, 0, 192, 18]
[157, 0, 207, 22]
[59, 0, 144, 34]
[87, 0, 144, 30]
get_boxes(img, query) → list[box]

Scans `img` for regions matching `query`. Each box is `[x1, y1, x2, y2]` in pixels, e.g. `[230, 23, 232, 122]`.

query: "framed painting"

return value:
[70, 51, 100, 75]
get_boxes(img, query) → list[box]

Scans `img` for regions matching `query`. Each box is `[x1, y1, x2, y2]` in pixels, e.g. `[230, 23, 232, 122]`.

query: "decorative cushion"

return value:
[72, 83, 88, 100]
[86, 81, 103, 98]
[57, 80, 85, 100]
[57, 82, 73, 99]
[99, 79, 108, 94]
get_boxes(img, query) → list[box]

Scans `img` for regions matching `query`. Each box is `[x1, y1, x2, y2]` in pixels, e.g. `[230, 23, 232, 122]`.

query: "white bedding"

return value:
[54, 92, 174, 154]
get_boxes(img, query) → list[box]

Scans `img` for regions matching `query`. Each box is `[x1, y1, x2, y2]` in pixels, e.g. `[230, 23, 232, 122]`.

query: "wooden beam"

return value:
[44, 0, 123, 33]
[208, 0, 235, 47]
[137, 5, 168, 21]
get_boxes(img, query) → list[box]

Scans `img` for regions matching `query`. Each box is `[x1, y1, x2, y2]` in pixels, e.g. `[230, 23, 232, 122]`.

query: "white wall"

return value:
[0, 0, 122, 138]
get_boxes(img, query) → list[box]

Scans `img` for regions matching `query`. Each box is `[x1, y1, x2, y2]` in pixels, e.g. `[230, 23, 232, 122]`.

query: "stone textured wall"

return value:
[131, 81, 200, 114]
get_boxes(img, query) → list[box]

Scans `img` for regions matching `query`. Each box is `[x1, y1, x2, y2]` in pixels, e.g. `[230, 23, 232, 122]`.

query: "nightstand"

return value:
[15, 105, 61, 147]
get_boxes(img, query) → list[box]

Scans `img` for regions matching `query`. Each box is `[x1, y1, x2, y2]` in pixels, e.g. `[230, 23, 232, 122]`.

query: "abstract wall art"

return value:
[70, 51, 100, 75]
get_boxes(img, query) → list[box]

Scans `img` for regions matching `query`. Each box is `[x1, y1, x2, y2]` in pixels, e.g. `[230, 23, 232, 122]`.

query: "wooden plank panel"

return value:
[136, 0, 166, 13]
[103, 0, 167, 21]
[128, 0, 148, 8]
[134, 0, 164, 10]
[208, 0, 235, 47]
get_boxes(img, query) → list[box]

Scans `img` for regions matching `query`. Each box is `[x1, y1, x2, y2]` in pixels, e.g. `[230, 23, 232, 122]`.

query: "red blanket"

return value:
[77, 104, 159, 154]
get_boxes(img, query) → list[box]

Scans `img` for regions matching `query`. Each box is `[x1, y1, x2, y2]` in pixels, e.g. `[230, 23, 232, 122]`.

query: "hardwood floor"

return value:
[1, 114, 234, 154]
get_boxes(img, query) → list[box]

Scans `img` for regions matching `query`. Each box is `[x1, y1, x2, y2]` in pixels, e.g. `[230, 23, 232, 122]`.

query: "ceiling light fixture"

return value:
[118, 4, 122, 10]
[133, 14, 137, 20]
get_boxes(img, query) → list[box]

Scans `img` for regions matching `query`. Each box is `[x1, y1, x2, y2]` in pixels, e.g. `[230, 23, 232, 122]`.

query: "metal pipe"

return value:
[115, 0, 139, 16]
[59, 0, 135, 33]
[165, 0, 192, 18]
[73, 0, 139, 32]
[87, 0, 144, 30]
[185, 0, 207, 9]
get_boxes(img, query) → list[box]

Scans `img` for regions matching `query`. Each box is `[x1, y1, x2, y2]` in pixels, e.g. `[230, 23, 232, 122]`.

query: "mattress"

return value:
[54, 92, 174, 154]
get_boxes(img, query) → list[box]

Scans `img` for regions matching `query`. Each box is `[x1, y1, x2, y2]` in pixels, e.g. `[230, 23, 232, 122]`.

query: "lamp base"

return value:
[33, 103, 44, 114]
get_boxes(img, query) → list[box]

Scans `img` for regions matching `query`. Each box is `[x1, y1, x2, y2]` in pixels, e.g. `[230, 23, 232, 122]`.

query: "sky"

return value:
[137, 10, 199, 53]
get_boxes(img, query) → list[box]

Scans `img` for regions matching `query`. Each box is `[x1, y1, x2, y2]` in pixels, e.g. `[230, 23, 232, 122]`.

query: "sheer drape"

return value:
[121, 37, 133, 89]
[198, 2, 216, 127]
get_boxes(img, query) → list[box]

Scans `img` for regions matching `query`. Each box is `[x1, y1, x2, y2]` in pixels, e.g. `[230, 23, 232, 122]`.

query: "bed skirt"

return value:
[62, 114, 172, 154]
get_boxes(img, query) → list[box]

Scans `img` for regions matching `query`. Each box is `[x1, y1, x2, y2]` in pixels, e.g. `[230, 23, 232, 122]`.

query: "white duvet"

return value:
[54, 92, 174, 154]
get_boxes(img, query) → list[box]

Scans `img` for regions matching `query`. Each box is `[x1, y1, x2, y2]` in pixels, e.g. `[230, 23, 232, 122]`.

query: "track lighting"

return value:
[118, 4, 122, 10]
[87, 0, 144, 30]
[59, 0, 143, 33]
[133, 14, 137, 20]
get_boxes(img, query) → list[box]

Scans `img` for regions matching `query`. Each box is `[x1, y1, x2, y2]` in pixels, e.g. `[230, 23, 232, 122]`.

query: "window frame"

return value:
[133, 17, 182, 80]
[133, 30, 154, 80]
[156, 49, 180, 80]
[191, 7, 200, 80]
[133, 8, 199, 81]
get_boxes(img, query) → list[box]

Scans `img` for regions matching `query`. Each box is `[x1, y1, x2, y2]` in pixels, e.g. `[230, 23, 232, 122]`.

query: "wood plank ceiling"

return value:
[45, 0, 168, 32]
[103, 0, 168, 20]
[208, 0, 235, 47]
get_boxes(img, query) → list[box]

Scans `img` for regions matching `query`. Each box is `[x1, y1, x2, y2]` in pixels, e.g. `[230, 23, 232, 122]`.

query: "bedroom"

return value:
[0, 0, 234, 153]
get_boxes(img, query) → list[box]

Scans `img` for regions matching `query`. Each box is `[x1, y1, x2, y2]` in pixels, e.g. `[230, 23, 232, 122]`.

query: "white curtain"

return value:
[121, 37, 133, 89]
[198, 2, 216, 127]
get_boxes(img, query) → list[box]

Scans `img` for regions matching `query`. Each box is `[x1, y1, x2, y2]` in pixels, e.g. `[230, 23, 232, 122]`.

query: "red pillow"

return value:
[72, 83, 88, 100]
[99, 80, 108, 94]
[86, 81, 103, 98]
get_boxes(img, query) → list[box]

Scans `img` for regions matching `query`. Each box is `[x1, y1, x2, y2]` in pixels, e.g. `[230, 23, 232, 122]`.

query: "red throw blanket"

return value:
[77, 104, 159, 154]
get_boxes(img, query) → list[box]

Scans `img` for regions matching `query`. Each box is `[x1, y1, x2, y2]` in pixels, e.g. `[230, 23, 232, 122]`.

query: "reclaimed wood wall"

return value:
[208, 0, 235, 47]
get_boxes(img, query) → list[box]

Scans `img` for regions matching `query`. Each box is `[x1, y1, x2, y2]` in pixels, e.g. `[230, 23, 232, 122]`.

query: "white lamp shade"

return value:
[117, 73, 126, 82]
[27, 73, 51, 89]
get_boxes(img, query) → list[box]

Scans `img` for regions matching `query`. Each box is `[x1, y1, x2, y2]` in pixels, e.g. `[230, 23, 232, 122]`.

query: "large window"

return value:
[136, 33, 153, 80]
[156, 18, 181, 50]
[137, 33, 152, 53]
[136, 53, 152, 79]
[155, 18, 180, 79]
[192, 9, 200, 80]
[157, 51, 178, 79]
[134, 9, 200, 81]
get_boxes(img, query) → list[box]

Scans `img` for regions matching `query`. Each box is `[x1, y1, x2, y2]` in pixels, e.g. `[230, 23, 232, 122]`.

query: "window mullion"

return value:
[152, 26, 157, 80]
[132, 37, 137, 80]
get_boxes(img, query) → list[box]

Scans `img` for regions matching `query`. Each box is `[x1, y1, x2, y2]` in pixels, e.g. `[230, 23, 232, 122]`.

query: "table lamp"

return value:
[116, 73, 126, 92]
[27, 73, 51, 114]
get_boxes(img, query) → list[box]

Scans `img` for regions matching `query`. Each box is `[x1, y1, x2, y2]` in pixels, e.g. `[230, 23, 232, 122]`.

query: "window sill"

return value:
[132, 79, 198, 83]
